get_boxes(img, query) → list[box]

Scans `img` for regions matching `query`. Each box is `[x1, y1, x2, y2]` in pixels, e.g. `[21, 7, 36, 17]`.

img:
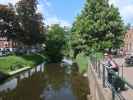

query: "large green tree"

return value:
[44, 24, 66, 63]
[71, 0, 125, 57]
[16, 0, 45, 46]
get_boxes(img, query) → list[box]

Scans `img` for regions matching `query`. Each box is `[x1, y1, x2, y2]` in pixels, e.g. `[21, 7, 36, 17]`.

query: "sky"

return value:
[0, 0, 133, 26]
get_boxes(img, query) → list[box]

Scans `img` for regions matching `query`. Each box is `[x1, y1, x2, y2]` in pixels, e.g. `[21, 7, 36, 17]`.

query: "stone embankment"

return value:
[87, 63, 112, 100]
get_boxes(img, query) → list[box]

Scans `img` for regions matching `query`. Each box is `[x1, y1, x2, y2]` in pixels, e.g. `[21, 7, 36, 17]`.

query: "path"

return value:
[114, 57, 133, 100]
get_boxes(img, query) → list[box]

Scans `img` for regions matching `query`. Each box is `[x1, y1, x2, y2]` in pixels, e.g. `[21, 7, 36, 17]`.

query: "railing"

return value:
[90, 55, 133, 100]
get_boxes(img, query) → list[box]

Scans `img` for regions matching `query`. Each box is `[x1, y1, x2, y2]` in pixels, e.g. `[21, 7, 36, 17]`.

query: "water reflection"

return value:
[0, 63, 89, 100]
[0, 78, 17, 92]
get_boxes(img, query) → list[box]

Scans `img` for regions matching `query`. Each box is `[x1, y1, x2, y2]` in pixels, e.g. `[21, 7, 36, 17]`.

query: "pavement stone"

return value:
[114, 57, 133, 100]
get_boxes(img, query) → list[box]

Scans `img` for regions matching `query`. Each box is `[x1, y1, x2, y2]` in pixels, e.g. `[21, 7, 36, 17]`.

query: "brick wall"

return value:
[124, 29, 133, 53]
[0, 37, 16, 49]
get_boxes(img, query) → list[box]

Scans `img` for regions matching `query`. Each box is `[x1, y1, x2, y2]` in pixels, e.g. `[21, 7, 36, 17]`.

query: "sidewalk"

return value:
[114, 57, 133, 100]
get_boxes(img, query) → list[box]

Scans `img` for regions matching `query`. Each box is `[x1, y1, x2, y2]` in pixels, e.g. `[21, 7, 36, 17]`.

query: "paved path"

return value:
[114, 57, 133, 100]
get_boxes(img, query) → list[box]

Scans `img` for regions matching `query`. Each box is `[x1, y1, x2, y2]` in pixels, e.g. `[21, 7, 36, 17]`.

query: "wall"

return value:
[124, 29, 133, 54]
[87, 64, 112, 100]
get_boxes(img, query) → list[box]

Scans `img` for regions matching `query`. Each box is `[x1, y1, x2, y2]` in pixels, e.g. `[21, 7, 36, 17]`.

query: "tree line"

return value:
[0, 0, 68, 62]
[0, 0, 45, 47]
[0, 0, 127, 62]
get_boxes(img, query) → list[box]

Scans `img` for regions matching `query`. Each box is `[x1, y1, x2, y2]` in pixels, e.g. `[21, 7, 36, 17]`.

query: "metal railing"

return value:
[90, 55, 133, 100]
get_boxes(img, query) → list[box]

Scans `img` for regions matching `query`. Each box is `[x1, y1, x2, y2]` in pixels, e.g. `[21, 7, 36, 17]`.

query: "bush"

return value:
[45, 40, 64, 63]
[44, 24, 66, 63]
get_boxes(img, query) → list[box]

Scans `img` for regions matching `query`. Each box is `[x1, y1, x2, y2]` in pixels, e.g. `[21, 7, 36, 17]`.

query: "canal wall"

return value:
[87, 64, 112, 100]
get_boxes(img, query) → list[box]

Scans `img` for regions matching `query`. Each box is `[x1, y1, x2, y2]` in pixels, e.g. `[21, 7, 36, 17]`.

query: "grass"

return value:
[75, 52, 103, 73]
[95, 52, 103, 60]
[75, 53, 89, 73]
[0, 54, 44, 74]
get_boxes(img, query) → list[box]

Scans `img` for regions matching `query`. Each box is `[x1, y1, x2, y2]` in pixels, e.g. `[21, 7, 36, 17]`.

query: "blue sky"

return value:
[38, 0, 85, 26]
[0, 0, 133, 26]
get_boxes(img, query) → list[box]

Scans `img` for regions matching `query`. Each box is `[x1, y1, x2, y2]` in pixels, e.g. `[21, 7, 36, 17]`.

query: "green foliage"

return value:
[71, 0, 126, 57]
[0, 54, 44, 72]
[75, 53, 88, 73]
[63, 28, 72, 57]
[44, 24, 66, 63]
[0, 4, 20, 39]
[16, 0, 46, 45]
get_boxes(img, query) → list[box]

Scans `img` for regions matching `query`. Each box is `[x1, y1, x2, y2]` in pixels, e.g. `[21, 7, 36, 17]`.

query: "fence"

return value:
[90, 55, 133, 100]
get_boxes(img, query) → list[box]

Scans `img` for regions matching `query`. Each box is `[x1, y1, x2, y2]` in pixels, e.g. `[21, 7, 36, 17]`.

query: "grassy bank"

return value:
[0, 54, 44, 74]
[75, 52, 103, 73]
[95, 52, 103, 60]
[75, 53, 89, 73]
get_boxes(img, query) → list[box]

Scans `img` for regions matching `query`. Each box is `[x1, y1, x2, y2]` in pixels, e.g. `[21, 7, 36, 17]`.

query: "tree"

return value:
[71, 15, 86, 58]
[0, 4, 20, 40]
[44, 24, 66, 63]
[63, 27, 72, 58]
[16, 0, 45, 46]
[71, 0, 125, 56]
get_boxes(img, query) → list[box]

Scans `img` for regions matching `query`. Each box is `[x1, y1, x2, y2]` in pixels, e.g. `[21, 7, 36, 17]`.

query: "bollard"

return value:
[112, 87, 115, 100]
[95, 58, 98, 72]
[122, 64, 124, 79]
[112, 76, 115, 100]
[103, 64, 106, 88]
[98, 60, 101, 78]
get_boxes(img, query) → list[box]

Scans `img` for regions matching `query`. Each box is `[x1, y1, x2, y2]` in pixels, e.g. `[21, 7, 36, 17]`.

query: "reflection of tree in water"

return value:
[0, 70, 46, 100]
[0, 63, 90, 100]
[71, 63, 79, 74]
[44, 63, 66, 91]
[71, 63, 90, 100]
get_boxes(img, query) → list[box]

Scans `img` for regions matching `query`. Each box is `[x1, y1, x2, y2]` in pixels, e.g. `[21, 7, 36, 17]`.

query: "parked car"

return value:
[0, 48, 11, 57]
[125, 55, 133, 66]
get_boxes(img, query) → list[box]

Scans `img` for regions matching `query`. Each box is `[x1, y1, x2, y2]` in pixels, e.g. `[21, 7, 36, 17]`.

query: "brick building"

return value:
[124, 29, 133, 54]
[0, 37, 17, 52]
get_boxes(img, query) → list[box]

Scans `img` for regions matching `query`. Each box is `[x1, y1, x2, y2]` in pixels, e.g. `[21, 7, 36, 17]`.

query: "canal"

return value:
[0, 63, 89, 100]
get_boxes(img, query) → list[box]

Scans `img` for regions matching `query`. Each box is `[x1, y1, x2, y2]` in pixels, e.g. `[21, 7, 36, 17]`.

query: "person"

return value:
[104, 53, 119, 83]
[104, 53, 125, 91]
[108, 55, 119, 72]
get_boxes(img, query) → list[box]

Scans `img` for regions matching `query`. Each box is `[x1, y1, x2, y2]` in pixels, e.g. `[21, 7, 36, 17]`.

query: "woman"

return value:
[105, 54, 119, 84]
[107, 54, 119, 72]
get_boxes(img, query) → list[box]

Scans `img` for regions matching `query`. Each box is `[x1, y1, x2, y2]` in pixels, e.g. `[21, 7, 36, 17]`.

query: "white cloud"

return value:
[109, 0, 117, 6]
[0, 0, 20, 5]
[45, 17, 71, 27]
[0, 0, 71, 27]
[38, 0, 133, 26]
[43, 0, 51, 7]
[109, 0, 133, 24]
[121, 5, 133, 23]
[39, 0, 71, 27]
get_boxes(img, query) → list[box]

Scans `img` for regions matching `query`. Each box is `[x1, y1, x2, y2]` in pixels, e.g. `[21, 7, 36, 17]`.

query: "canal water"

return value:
[0, 63, 89, 100]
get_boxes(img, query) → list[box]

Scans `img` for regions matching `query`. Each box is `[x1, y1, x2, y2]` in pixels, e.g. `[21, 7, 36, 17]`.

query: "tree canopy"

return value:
[0, 4, 20, 40]
[71, 0, 125, 57]
[45, 24, 67, 62]
[16, 0, 45, 46]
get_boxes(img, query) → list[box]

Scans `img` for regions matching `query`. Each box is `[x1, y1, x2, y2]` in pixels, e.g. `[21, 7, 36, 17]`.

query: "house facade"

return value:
[124, 29, 133, 54]
[0, 37, 17, 52]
